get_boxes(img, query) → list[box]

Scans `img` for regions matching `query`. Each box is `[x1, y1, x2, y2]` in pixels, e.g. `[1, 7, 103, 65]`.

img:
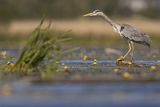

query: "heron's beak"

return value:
[83, 13, 93, 17]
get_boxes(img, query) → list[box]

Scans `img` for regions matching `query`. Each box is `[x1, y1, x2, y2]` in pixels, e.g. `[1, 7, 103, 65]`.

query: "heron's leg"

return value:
[130, 41, 134, 61]
[123, 41, 132, 59]
[117, 41, 132, 61]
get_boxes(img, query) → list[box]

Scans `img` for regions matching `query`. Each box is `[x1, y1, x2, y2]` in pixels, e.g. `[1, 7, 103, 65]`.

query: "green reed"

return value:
[9, 18, 72, 73]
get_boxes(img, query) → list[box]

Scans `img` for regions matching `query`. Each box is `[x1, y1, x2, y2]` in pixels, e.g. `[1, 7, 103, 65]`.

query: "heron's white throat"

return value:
[113, 25, 121, 34]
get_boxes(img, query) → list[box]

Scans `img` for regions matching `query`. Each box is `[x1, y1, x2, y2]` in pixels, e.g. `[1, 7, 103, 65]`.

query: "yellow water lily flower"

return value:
[128, 61, 133, 65]
[92, 59, 97, 65]
[113, 68, 119, 73]
[1, 51, 7, 59]
[123, 72, 130, 78]
[55, 61, 59, 64]
[150, 65, 157, 70]
[83, 55, 88, 61]
[64, 65, 69, 69]
[7, 61, 15, 67]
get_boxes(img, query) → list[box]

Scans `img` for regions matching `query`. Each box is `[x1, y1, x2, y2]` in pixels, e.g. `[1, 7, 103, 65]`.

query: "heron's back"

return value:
[119, 24, 151, 47]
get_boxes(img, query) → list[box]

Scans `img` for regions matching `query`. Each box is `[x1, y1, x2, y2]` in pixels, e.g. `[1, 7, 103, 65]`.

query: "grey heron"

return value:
[83, 10, 151, 63]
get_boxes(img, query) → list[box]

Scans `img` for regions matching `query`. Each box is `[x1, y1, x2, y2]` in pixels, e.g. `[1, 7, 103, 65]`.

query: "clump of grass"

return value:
[8, 18, 72, 72]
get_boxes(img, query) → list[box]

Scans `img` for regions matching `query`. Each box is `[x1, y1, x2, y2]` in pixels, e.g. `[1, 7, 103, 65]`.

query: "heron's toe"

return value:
[116, 56, 124, 62]
[116, 56, 125, 65]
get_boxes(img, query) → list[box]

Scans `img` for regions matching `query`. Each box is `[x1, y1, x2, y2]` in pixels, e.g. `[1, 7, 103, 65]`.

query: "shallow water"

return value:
[0, 47, 160, 107]
[1, 81, 160, 107]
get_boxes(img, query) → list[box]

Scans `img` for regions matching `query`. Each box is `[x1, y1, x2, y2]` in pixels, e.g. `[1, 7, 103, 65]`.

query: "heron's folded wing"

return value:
[120, 24, 150, 47]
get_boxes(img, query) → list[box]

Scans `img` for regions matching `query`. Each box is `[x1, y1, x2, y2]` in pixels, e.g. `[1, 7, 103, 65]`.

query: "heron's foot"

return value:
[116, 56, 125, 62]
[116, 56, 125, 65]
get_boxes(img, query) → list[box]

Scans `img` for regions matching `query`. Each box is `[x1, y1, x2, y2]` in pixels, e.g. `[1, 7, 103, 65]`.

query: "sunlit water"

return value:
[0, 47, 160, 107]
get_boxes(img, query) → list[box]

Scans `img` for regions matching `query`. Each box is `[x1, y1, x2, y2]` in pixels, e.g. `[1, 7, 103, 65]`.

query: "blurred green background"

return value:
[1, 0, 160, 20]
[0, 0, 160, 46]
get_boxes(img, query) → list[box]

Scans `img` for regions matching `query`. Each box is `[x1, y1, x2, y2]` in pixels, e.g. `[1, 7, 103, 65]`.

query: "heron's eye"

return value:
[120, 26, 125, 32]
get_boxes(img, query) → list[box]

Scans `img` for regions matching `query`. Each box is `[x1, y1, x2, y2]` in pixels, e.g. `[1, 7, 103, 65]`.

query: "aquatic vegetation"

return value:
[4, 18, 72, 73]
[0, 19, 159, 82]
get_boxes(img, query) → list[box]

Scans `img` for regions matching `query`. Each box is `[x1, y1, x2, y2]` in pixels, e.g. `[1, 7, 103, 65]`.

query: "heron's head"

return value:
[83, 10, 104, 17]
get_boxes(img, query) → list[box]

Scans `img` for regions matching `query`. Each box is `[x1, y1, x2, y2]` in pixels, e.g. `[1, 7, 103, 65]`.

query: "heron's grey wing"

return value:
[119, 24, 151, 47]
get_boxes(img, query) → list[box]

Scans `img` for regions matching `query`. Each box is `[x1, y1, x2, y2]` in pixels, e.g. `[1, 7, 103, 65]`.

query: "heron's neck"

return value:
[100, 14, 115, 26]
